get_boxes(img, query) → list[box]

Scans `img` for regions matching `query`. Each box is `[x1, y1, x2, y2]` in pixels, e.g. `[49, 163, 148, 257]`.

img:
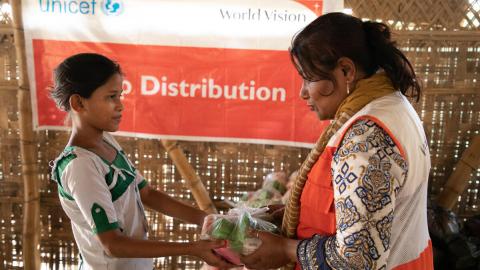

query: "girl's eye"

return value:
[108, 91, 123, 99]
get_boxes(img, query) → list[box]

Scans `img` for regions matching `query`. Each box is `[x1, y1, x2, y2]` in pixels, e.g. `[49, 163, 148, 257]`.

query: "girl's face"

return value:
[81, 73, 124, 132]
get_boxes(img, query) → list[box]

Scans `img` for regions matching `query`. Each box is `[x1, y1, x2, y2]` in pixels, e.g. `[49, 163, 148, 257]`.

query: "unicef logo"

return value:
[101, 0, 124, 16]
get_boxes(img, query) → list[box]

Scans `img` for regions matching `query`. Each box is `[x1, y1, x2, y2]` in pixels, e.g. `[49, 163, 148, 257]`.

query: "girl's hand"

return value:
[191, 240, 237, 269]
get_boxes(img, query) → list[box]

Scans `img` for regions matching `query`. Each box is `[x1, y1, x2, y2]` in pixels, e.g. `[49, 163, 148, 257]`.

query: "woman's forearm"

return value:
[283, 238, 301, 263]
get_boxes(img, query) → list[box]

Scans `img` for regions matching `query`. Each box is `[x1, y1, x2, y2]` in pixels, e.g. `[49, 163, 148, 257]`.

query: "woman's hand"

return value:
[268, 204, 285, 218]
[266, 204, 285, 227]
[191, 240, 238, 270]
[240, 231, 299, 270]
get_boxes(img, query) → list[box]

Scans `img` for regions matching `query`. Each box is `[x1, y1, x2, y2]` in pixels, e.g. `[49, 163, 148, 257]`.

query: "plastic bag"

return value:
[282, 170, 298, 204]
[262, 172, 288, 194]
[241, 171, 288, 207]
[242, 189, 283, 208]
[200, 204, 278, 265]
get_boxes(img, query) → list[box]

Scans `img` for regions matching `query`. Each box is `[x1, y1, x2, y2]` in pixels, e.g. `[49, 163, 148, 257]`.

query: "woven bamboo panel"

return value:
[345, 0, 480, 31]
[393, 36, 480, 216]
[0, 97, 24, 270]
[0, 0, 479, 269]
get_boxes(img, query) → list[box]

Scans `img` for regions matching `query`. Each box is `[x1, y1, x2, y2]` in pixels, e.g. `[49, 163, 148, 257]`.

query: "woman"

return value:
[240, 13, 433, 270]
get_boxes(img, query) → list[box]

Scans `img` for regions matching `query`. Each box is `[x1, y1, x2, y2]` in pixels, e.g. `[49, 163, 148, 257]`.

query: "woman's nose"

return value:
[299, 85, 309, 100]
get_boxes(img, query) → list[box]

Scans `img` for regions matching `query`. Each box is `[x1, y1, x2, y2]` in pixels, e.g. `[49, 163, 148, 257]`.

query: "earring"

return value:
[346, 81, 350, 95]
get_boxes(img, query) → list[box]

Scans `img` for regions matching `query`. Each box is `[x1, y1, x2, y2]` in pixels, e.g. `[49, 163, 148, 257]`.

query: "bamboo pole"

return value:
[437, 135, 480, 210]
[161, 140, 217, 214]
[11, 1, 41, 269]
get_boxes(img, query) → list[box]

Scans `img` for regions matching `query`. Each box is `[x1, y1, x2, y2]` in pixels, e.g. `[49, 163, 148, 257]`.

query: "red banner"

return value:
[34, 39, 329, 146]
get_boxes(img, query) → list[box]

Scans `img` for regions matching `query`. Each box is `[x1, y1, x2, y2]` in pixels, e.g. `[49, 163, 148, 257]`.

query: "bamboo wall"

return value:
[0, 0, 479, 269]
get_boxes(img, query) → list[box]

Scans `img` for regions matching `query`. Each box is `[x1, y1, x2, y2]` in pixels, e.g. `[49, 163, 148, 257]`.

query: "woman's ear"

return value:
[337, 57, 356, 83]
[69, 94, 84, 113]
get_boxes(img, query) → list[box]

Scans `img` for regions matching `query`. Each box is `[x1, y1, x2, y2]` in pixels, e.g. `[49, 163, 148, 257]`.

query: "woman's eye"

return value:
[303, 80, 313, 86]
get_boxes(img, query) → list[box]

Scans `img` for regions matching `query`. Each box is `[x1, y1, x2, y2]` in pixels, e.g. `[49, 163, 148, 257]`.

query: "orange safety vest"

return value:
[296, 119, 433, 270]
[297, 146, 337, 240]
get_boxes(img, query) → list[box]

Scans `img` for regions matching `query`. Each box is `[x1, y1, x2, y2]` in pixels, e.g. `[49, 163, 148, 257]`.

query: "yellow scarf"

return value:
[282, 73, 396, 239]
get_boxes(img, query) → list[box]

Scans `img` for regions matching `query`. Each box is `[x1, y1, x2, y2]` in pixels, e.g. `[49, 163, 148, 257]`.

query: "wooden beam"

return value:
[161, 140, 217, 214]
[11, 1, 40, 269]
[437, 135, 480, 210]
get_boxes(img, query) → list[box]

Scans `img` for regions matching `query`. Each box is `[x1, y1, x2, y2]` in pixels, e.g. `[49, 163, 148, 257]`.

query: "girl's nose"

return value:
[117, 100, 124, 111]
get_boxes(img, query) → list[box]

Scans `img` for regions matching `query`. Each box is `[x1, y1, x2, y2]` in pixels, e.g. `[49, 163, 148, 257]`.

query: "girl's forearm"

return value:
[142, 188, 206, 225]
[102, 233, 197, 258]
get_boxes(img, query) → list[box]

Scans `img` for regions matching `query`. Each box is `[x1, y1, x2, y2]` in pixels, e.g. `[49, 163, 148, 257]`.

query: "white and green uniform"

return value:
[51, 133, 153, 270]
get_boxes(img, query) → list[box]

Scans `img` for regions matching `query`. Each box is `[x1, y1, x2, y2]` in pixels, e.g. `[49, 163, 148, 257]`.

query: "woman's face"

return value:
[298, 62, 350, 120]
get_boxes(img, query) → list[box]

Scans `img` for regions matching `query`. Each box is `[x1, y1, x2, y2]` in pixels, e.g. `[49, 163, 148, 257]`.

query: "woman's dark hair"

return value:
[50, 53, 121, 111]
[290, 12, 420, 100]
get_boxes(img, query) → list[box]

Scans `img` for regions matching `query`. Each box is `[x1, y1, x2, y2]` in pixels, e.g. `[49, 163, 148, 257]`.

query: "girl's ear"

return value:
[69, 94, 85, 113]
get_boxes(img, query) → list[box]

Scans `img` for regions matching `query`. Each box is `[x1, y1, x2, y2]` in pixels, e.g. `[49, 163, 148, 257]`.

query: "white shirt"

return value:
[51, 133, 153, 270]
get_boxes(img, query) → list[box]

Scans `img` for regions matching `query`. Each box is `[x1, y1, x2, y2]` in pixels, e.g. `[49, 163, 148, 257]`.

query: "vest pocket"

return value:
[299, 181, 336, 235]
[301, 181, 334, 214]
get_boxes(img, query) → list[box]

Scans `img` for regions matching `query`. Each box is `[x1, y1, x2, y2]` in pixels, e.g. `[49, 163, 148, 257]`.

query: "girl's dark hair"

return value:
[290, 12, 420, 100]
[50, 53, 121, 111]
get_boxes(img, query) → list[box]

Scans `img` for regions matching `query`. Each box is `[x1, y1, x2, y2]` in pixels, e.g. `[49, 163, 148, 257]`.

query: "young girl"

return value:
[50, 53, 234, 270]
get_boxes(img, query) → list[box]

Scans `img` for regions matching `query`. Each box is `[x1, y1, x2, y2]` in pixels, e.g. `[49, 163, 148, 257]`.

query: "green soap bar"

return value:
[259, 190, 272, 200]
[241, 193, 249, 201]
[229, 240, 244, 253]
[229, 213, 252, 252]
[211, 218, 235, 239]
[247, 200, 264, 208]
[273, 181, 287, 194]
